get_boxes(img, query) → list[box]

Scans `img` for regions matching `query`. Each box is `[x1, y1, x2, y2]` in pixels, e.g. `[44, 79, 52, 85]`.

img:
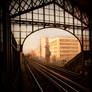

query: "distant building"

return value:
[30, 50, 36, 58]
[34, 48, 40, 57]
[40, 38, 47, 58]
[35, 37, 81, 63]
[39, 38, 51, 62]
[49, 37, 81, 63]
[34, 38, 51, 62]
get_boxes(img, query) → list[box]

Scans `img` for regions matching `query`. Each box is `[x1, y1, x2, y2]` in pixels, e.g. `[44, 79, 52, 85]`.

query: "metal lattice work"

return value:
[9, 0, 53, 17]
[9, 0, 88, 25]
[11, 2, 89, 51]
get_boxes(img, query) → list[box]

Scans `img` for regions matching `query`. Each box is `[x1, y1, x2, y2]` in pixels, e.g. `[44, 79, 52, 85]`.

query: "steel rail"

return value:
[25, 62, 44, 92]
[31, 61, 89, 92]
[31, 61, 79, 92]
[30, 62, 68, 92]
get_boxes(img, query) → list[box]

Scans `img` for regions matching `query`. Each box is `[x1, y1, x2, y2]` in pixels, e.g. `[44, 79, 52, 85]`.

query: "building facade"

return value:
[49, 37, 81, 63]
[35, 37, 81, 63]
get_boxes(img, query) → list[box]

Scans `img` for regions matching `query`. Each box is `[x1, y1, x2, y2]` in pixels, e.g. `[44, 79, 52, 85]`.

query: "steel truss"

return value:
[9, 0, 88, 25]
[10, 0, 89, 51]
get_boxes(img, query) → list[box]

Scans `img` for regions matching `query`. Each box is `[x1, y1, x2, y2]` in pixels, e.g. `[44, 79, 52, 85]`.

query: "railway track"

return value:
[25, 61, 66, 92]
[36, 62, 84, 84]
[24, 59, 89, 92]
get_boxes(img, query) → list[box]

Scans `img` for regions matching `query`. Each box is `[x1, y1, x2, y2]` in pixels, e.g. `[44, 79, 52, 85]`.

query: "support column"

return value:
[72, 5, 75, 34]
[19, 0, 22, 52]
[89, 10, 92, 59]
[32, 0, 34, 32]
[63, 0, 66, 30]
[2, 0, 10, 90]
[43, 0, 45, 28]
[89, 2, 92, 91]
[54, 1, 56, 27]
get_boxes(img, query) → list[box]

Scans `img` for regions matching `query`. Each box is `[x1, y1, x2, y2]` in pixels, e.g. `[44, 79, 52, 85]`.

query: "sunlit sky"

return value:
[23, 28, 74, 54]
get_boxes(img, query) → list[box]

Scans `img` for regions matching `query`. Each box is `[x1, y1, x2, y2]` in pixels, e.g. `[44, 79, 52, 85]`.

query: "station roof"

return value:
[74, 0, 89, 14]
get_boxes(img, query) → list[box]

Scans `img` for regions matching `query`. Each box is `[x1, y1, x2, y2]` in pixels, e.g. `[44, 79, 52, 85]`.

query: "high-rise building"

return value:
[49, 37, 81, 63]
[35, 37, 81, 63]
[39, 37, 50, 62]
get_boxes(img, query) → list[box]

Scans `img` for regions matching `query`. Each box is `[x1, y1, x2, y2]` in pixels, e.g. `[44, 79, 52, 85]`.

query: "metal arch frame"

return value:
[11, 2, 89, 51]
[22, 27, 82, 51]
[9, 0, 88, 26]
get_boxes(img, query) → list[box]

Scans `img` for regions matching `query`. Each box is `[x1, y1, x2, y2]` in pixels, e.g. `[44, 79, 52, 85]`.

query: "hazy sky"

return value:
[23, 28, 74, 54]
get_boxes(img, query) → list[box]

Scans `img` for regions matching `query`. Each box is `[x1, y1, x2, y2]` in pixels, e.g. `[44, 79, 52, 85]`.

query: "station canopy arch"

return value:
[10, 0, 89, 51]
